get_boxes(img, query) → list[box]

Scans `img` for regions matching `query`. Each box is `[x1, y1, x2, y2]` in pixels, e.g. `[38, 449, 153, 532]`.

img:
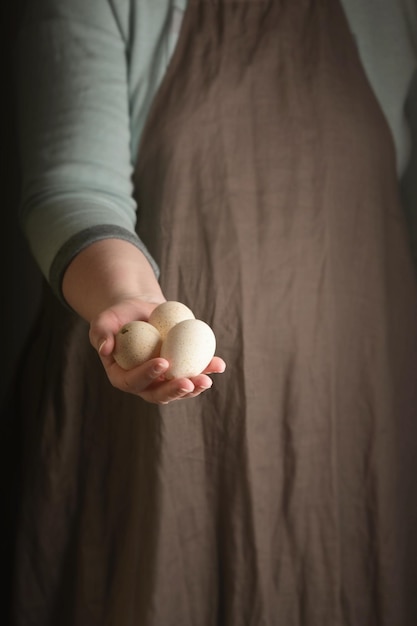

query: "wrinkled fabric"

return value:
[11, 0, 417, 625]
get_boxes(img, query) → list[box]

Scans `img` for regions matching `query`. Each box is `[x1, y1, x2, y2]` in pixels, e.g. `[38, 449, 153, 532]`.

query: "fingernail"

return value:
[152, 363, 166, 376]
[198, 383, 212, 391]
[98, 339, 107, 355]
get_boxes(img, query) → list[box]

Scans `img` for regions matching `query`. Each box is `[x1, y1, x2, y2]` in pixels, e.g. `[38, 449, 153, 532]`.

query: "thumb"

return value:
[89, 299, 164, 357]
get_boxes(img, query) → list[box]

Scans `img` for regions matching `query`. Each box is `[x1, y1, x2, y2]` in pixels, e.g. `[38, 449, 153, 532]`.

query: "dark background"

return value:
[1, 3, 42, 622]
[1, 1, 42, 409]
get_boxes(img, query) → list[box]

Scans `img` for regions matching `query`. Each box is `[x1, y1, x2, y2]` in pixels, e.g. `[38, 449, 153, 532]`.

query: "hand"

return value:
[89, 296, 226, 404]
[62, 239, 226, 404]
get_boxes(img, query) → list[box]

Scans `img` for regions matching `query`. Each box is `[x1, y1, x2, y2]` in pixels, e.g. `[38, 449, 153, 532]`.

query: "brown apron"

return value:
[10, 1, 417, 624]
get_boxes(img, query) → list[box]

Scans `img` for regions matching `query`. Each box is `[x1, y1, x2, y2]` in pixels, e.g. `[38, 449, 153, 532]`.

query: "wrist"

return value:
[62, 238, 164, 321]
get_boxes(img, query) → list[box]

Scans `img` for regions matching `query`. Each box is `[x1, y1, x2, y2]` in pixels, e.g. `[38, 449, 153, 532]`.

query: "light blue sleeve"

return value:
[16, 0, 166, 299]
[341, 0, 417, 265]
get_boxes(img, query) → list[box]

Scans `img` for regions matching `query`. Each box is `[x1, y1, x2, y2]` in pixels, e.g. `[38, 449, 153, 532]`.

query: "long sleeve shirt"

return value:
[16, 0, 417, 299]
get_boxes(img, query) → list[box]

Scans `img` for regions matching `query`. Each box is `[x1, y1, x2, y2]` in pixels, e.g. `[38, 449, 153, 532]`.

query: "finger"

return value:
[141, 379, 196, 404]
[202, 356, 226, 374]
[111, 357, 201, 403]
[89, 300, 164, 356]
[180, 376, 213, 399]
[188, 373, 213, 389]
[97, 336, 115, 358]
[108, 358, 170, 393]
[107, 358, 199, 405]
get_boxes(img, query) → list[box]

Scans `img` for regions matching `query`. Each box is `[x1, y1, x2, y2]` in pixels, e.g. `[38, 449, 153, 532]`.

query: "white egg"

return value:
[113, 321, 162, 370]
[161, 318, 216, 379]
[148, 301, 195, 340]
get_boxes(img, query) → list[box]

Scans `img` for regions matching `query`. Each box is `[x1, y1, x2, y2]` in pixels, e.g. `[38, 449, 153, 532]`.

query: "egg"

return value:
[113, 321, 162, 370]
[161, 318, 216, 379]
[148, 301, 195, 340]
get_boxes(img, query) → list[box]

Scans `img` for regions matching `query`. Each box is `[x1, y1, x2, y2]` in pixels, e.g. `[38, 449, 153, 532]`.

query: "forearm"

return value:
[62, 239, 165, 323]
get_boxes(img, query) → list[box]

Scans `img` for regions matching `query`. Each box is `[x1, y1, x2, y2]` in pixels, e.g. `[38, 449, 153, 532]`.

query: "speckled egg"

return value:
[148, 301, 195, 340]
[161, 318, 216, 379]
[113, 321, 162, 370]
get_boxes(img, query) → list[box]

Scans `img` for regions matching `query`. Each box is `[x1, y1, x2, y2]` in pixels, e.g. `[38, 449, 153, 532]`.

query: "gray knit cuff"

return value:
[49, 225, 160, 305]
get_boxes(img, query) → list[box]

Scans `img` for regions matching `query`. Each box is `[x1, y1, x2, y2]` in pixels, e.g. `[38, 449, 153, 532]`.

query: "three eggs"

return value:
[113, 301, 216, 379]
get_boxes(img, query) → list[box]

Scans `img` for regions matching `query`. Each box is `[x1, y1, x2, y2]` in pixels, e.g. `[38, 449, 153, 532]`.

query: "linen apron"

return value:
[10, 0, 417, 625]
